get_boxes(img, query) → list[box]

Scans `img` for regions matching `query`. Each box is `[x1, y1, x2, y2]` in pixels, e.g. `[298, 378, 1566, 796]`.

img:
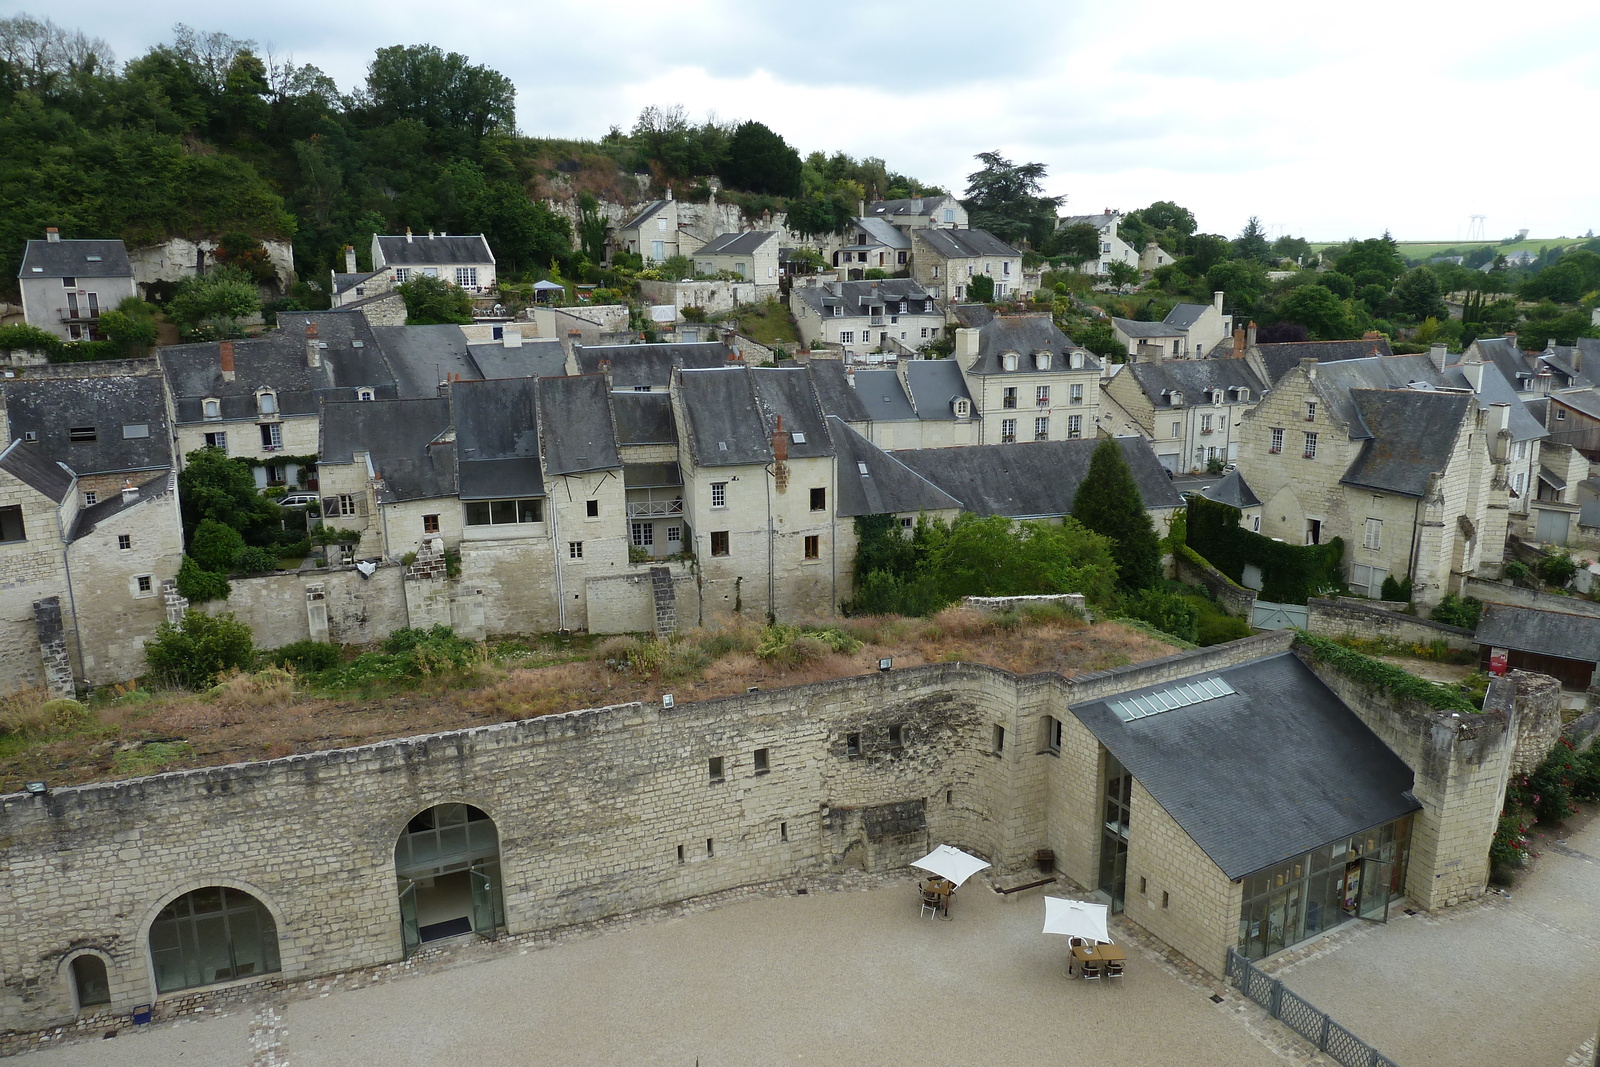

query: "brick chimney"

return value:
[45, 227, 60, 243]
[219, 339, 236, 382]
[305, 321, 321, 368]
[345, 245, 358, 274]
[771, 414, 789, 493]
[1231, 328, 1245, 359]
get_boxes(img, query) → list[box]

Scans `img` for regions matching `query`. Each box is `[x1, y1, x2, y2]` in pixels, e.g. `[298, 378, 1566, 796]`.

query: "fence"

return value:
[1252, 600, 1309, 630]
[1225, 948, 1399, 1067]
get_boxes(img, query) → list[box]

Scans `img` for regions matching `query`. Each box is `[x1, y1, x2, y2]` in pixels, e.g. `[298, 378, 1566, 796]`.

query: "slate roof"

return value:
[2, 374, 172, 476]
[371, 325, 479, 399]
[1303, 354, 1446, 429]
[751, 366, 833, 460]
[1253, 338, 1394, 385]
[68, 470, 173, 540]
[332, 269, 384, 296]
[1201, 469, 1261, 509]
[676, 367, 770, 467]
[893, 436, 1182, 519]
[952, 304, 995, 328]
[1538, 341, 1600, 389]
[848, 217, 912, 249]
[1162, 303, 1212, 330]
[612, 392, 677, 445]
[0, 439, 73, 502]
[793, 278, 936, 320]
[839, 369, 916, 422]
[827, 417, 962, 518]
[1467, 337, 1534, 392]
[867, 196, 955, 219]
[451, 378, 543, 499]
[806, 360, 873, 423]
[1475, 604, 1600, 662]
[1112, 317, 1184, 339]
[375, 234, 494, 266]
[1069, 651, 1419, 880]
[320, 398, 455, 503]
[538, 375, 620, 475]
[1341, 389, 1471, 497]
[619, 200, 669, 232]
[574, 342, 734, 388]
[1123, 359, 1266, 408]
[467, 337, 567, 381]
[19, 238, 132, 279]
[963, 313, 1098, 377]
[904, 359, 976, 420]
[916, 227, 1021, 260]
[1549, 388, 1600, 422]
[1057, 213, 1118, 231]
[696, 231, 780, 257]
[1442, 356, 1547, 443]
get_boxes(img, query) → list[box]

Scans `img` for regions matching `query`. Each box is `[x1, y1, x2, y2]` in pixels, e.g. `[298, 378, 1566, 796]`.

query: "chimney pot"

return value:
[405, 227, 413, 244]
[1213, 290, 1224, 313]
[306, 322, 322, 368]
[1246, 320, 1257, 350]
[121, 480, 140, 503]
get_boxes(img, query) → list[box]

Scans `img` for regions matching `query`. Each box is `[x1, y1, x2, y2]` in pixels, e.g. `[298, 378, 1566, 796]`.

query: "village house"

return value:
[1110, 292, 1234, 359]
[789, 278, 944, 359]
[1102, 355, 1267, 473]
[826, 216, 913, 279]
[16, 229, 137, 342]
[614, 196, 692, 264]
[809, 359, 979, 451]
[1056, 212, 1172, 277]
[950, 309, 1101, 446]
[371, 231, 497, 292]
[910, 228, 1030, 303]
[865, 194, 968, 232]
[692, 231, 783, 292]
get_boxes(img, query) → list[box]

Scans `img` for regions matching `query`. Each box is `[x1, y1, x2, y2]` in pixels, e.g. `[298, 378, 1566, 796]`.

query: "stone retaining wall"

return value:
[1305, 598, 1477, 650]
[1174, 551, 1256, 618]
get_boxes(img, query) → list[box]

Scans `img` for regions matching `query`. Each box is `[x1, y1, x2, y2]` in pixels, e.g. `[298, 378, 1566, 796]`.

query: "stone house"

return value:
[789, 278, 944, 358]
[692, 231, 783, 293]
[910, 228, 1030, 303]
[950, 310, 1102, 446]
[1056, 212, 1171, 277]
[827, 416, 963, 532]
[16, 229, 136, 342]
[1234, 357, 1510, 604]
[1, 372, 173, 505]
[371, 232, 497, 292]
[809, 359, 979, 451]
[1111, 293, 1234, 359]
[1103, 356, 1267, 473]
[615, 197, 687, 264]
[865, 194, 968, 232]
[825, 216, 913, 279]
[330, 246, 398, 311]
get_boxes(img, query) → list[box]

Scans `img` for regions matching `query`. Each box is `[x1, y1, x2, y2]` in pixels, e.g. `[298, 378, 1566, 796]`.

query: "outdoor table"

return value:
[1071, 942, 1125, 976]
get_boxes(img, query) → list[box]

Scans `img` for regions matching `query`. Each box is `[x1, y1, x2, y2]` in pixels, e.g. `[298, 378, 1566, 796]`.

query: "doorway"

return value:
[1305, 518, 1322, 545]
[394, 804, 504, 956]
[1097, 751, 1131, 914]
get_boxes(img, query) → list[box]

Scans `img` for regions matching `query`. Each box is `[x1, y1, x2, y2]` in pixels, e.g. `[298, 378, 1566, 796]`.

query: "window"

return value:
[1364, 518, 1382, 551]
[780, 822, 788, 841]
[62, 275, 76, 287]
[1040, 715, 1063, 753]
[464, 498, 544, 525]
[257, 392, 277, 415]
[1269, 427, 1284, 454]
[900, 516, 914, 533]
[932, 265, 940, 278]
[0, 505, 25, 543]
[677, 844, 685, 864]
[831, 305, 842, 317]
[1003, 387, 1017, 409]
[1305, 401, 1316, 421]
[1036, 385, 1050, 406]
[888, 723, 903, 747]
[1171, 421, 1181, 438]
[710, 482, 727, 508]
[149, 887, 281, 993]
[123, 423, 149, 439]
[135, 575, 153, 595]
[1001, 418, 1017, 444]
[804, 535, 820, 559]
[1067, 415, 1082, 439]
[69, 426, 96, 442]
[632, 522, 654, 547]
[839, 330, 854, 344]
[456, 267, 478, 287]
[1001, 352, 1017, 371]
[1034, 352, 1050, 371]
[422, 267, 438, 278]
[423, 514, 440, 534]
[1162, 891, 1170, 908]
[1070, 384, 1084, 405]
[710, 530, 729, 556]
[943, 209, 955, 223]
[70, 955, 110, 1009]
[846, 732, 861, 756]
[569, 541, 584, 559]
[955, 285, 964, 300]
[810, 487, 826, 511]
[326, 493, 352, 517]
[586, 499, 599, 518]
[204, 431, 227, 452]
[1556, 408, 1566, 420]
[1303, 432, 1318, 459]
[992, 724, 1006, 754]
[657, 217, 668, 232]
[357, 388, 374, 401]
[666, 525, 681, 543]
[1201, 414, 1213, 433]
[709, 757, 724, 783]
[753, 747, 769, 775]
[954, 398, 970, 418]
[1034, 416, 1049, 441]
[706, 838, 715, 856]
[260, 423, 283, 450]
[84, 491, 97, 506]
[115, 533, 132, 551]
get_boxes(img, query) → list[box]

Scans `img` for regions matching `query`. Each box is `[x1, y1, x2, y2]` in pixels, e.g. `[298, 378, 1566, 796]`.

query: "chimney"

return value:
[1246, 321, 1257, 349]
[503, 326, 522, 348]
[1505, 330, 1517, 349]
[1573, 345, 1582, 373]
[772, 414, 788, 463]
[405, 227, 413, 244]
[845, 366, 856, 389]
[305, 322, 321, 368]
[955, 327, 980, 361]
[45, 227, 60, 243]
[858, 199, 865, 219]
[121, 479, 140, 504]
[344, 245, 358, 274]
[1428, 342, 1448, 373]
[1299, 356, 1318, 381]
[1212, 290, 1224, 313]
[1231, 328, 1245, 359]
[219, 339, 235, 382]
[1462, 359, 1484, 392]
[666, 185, 674, 201]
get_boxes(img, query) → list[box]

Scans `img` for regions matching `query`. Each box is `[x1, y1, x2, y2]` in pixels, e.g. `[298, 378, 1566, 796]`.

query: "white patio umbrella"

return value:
[910, 845, 991, 888]
[1042, 897, 1110, 943]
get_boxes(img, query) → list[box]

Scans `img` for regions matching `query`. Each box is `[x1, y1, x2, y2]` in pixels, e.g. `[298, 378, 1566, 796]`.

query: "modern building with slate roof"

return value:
[371, 232, 496, 292]
[828, 216, 912, 277]
[1475, 604, 1600, 689]
[865, 194, 967, 231]
[17, 229, 137, 341]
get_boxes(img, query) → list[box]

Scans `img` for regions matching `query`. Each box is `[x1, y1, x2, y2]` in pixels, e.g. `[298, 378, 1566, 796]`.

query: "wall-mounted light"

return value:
[661, 694, 675, 709]
[878, 657, 893, 672]
[747, 686, 760, 693]
[24, 781, 47, 796]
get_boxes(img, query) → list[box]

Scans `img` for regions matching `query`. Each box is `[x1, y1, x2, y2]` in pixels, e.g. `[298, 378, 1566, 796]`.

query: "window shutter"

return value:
[322, 497, 338, 516]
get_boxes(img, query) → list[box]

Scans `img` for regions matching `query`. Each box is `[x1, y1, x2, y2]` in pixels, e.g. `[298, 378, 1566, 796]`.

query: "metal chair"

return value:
[1105, 960, 1124, 981]
[919, 888, 942, 918]
[1081, 960, 1102, 981]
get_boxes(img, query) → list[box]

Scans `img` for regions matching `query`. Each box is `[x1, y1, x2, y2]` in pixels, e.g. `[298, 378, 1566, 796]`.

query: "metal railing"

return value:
[626, 500, 683, 518]
[1225, 948, 1399, 1067]
[57, 307, 101, 322]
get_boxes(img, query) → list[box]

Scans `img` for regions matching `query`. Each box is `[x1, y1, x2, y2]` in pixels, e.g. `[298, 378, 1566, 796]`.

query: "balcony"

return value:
[870, 316, 885, 326]
[626, 499, 684, 518]
[1200, 428, 1213, 435]
[57, 307, 101, 323]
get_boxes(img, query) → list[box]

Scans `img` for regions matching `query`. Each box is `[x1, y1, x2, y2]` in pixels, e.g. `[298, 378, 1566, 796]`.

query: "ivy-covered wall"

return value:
[1186, 497, 1344, 604]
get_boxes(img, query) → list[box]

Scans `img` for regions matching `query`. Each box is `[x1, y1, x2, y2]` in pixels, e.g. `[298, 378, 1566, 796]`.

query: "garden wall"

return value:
[1462, 577, 1600, 619]
[1174, 550, 1257, 618]
[1305, 598, 1477, 651]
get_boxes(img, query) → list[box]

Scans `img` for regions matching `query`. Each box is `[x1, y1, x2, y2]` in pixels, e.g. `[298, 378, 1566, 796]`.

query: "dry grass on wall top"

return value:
[0, 609, 1178, 791]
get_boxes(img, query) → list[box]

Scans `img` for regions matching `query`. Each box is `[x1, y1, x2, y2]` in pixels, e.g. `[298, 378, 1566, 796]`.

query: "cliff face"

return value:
[127, 237, 297, 295]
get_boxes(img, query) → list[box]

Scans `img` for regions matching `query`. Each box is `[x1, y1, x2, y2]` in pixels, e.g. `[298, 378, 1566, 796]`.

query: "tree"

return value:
[1050, 222, 1101, 263]
[175, 553, 230, 603]
[212, 231, 278, 286]
[1272, 234, 1313, 262]
[577, 193, 607, 263]
[365, 44, 515, 142]
[1390, 266, 1447, 323]
[1105, 261, 1140, 290]
[166, 265, 261, 338]
[1335, 234, 1405, 289]
[962, 152, 1065, 247]
[967, 274, 995, 302]
[718, 120, 802, 197]
[189, 518, 246, 572]
[176, 446, 279, 542]
[398, 275, 473, 324]
[1233, 216, 1272, 262]
[1071, 438, 1161, 592]
[145, 609, 255, 688]
[928, 515, 1117, 605]
[1206, 260, 1267, 306]
[1275, 284, 1358, 340]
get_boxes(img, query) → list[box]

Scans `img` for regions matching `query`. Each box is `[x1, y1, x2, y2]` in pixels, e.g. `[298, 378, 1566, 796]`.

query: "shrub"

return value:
[1503, 560, 1531, 584]
[1379, 575, 1412, 602]
[269, 640, 342, 673]
[190, 519, 246, 572]
[233, 546, 281, 574]
[1187, 497, 1344, 603]
[1294, 632, 1479, 714]
[175, 556, 230, 603]
[1430, 593, 1483, 630]
[1124, 588, 1199, 643]
[39, 697, 93, 730]
[1538, 551, 1578, 587]
[1196, 608, 1252, 646]
[145, 610, 256, 689]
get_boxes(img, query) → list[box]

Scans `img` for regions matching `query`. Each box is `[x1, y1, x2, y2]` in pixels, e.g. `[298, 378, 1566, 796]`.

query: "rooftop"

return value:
[374, 233, 494, 266]
[18, 237, 132, 279]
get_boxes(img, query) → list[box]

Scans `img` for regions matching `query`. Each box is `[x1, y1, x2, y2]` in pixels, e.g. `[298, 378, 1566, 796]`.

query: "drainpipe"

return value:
[58, 511, 90, 692]
[549, 490, 567, 631]
[765, 465, 776, 623]
[1407, 496, 1423, 591]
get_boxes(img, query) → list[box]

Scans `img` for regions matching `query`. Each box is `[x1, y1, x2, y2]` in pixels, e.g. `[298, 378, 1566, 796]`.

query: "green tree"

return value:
[1105, 261, 1140, 290]
[1050, 222, 1101, 263]
[176, 446, 280, 541]
[365, 44, 515, 142]
[1071, 438, 1161, 592]
[1125, 588, 1199, 643]
[398, 274, 473, 324]
[1272, 234, 1313, 262]
[718, 120, 802, 196]
[1335, 234, 1406, 289]
[145, 609, 255, 688]
[961, 151, 1064, 247]
[1390, 266, 1447, 323]
[189, 518, 246, 572]
[1275, 284, 1358, 340]
[1206, 259, 1267, 306]
[966, 274, 995, 302]
[928, 514, 1117, 605]
[577, 192, 607, 263]
[166, 265, 261, 338]
[96, 296, 158, 354]
[1233, 216, 1272, 262]
[212, 231, 278, 286]
[175, 554, 230, 603]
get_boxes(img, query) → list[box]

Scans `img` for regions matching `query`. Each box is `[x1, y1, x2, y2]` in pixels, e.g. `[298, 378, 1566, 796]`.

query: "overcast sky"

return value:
[59, 0, 1600, 243]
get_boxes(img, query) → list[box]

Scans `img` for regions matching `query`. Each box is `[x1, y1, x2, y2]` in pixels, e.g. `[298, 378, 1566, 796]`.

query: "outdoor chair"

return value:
[1105, 961, 1124, 981]
[920, 889, 942, 918]
[1081, 961, 1102, 981]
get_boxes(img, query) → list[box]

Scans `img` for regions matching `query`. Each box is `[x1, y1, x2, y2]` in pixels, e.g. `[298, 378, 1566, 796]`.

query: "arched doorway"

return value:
[148, 887, 281, 993]
[69, 954, 110, 1010]
[394, 803, 504, 956]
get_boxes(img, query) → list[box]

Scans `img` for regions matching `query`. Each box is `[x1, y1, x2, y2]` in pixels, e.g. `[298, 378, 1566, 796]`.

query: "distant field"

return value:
[1309, 238, 1587, 260]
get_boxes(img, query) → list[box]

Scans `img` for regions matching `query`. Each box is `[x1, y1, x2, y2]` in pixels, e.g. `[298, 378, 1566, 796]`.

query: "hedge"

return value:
[1294, 632, 1480, 714]
[1186, 496, 1344, 604]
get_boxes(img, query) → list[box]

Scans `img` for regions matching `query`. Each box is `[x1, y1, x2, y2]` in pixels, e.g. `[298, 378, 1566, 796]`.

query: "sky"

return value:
[49, 0, 1600, 243]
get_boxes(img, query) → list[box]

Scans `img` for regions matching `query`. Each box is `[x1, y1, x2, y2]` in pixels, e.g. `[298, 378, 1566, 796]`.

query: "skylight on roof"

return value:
[85, 255, 102, 262]
[858, 462, 869, 475]
[791, 431, 806, 444]
[1108, 677, 1235, 722]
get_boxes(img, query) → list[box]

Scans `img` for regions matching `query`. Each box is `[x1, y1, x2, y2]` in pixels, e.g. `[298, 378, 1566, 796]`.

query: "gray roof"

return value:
[1124, 359, 1266, 408]
[696, 231, 780, 257]
[332, 269, 384, 295]
[848, 217, 912, 250]
[1441, 356, 1547, 443]
[619, 200, 668, 232]
[904, 359, 976, 421]
[676, 367, 770, 467]
[916, 227, 1021, 260]
[847, 370, 918, 422]
[751, 366, 833, 460]
[1469, 337, 1534, 391]
[1070, 651, 1419, 880]
[370, 325, 479, 399]
[827, 417, 962, 518]
[1342, 389, 1471, 498]
[0, 439, 73, 502]
[623, 463, 681, 489]
[963, 313, 1098, 377]
[1304, 354, 1446, 429]
[538, 375, 620, 475]
[1254, 338, 1394, 385]
[1549, 388, 1600, 422]
[451, 378, 543, 499]
[793, 278, 936, 321]
[1112, 317, 1184, 339]
[1162, 303, 1211, 331]
[320, 398, 455, 504]
[867, 196, 954, 219]
[2, 374, 172, 477]
[18, 238, 132, 279]
[612, 392, 677, 445]
[806, 360, 873, 423]
[375, 233, 493, 266]
[1476, 604, 1600, 663]
[1058, 213, 1117, 230]
[894, 436, 1183, 519]
[1201, 469, 1261, 509]
[467, 337, 567, 381]
[574, 342, 734, 388]
[68, 470, 172, 540]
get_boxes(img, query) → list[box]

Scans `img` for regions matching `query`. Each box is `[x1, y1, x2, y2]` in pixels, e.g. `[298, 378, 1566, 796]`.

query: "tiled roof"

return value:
[375, 234, 494, 266]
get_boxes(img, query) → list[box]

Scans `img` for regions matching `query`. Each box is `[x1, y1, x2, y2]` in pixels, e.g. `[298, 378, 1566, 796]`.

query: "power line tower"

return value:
[1467, 215, 1486, 242]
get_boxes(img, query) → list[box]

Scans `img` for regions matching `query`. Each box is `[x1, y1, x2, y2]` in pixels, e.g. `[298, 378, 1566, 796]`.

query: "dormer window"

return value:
[1239, 388, 1249, 402]
[357, 388, 374, 401]
[1170, 390, 1183, 406]
[1002, 352, 1019, 372]
[953, 398, 971, 418]
[203, 398, 220, 419]
[1070, 350, 1084, 369]
[1034, 352, 1051, 371]
[257, 391, 278, 415]
[832, 305, 843, 318]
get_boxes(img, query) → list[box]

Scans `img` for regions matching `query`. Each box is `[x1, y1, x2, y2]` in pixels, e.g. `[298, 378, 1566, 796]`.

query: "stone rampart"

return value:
[1462, 577, 1600, 619]
[1305, 598, 1477, 650]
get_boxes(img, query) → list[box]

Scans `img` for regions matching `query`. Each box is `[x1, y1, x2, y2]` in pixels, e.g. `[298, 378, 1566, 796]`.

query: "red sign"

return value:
[1489, 648, 1509, 675]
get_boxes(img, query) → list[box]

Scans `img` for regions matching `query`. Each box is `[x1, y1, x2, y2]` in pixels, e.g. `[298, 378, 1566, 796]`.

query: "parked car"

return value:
[278, 493, 320, 508]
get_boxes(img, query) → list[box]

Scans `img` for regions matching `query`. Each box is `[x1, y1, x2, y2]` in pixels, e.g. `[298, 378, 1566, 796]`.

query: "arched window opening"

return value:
[70, 955, 110, 1009]
[148, 887, 280, 993]
[395, 803, 503, 957]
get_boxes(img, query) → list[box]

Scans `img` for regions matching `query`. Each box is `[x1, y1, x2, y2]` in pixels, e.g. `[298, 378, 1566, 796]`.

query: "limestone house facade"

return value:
[1111, 293, 1234, 359]
[950, 309, 1102, 446]
[1056, 212, 1172, 277]
[910, 227, 1030, 303]
[692, 230, 782, 293]
[808, 359, 980, 451]
[1234, 356, 1510, 605]
[825, 216, 913, 279]
[789, 277, 944, 358]
[615, 196, 687, 264]
[1103, 356, 1267, 473]
[865, 194, 969, 232]
[16, 229, 136, 342]
[370, 232, 497, 292]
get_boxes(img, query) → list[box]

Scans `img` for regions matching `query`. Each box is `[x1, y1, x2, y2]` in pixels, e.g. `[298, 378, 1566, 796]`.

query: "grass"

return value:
[1308, 238, 1588, 261]
[0, 613, 1178, 791]
[731, 298, 800, 350]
